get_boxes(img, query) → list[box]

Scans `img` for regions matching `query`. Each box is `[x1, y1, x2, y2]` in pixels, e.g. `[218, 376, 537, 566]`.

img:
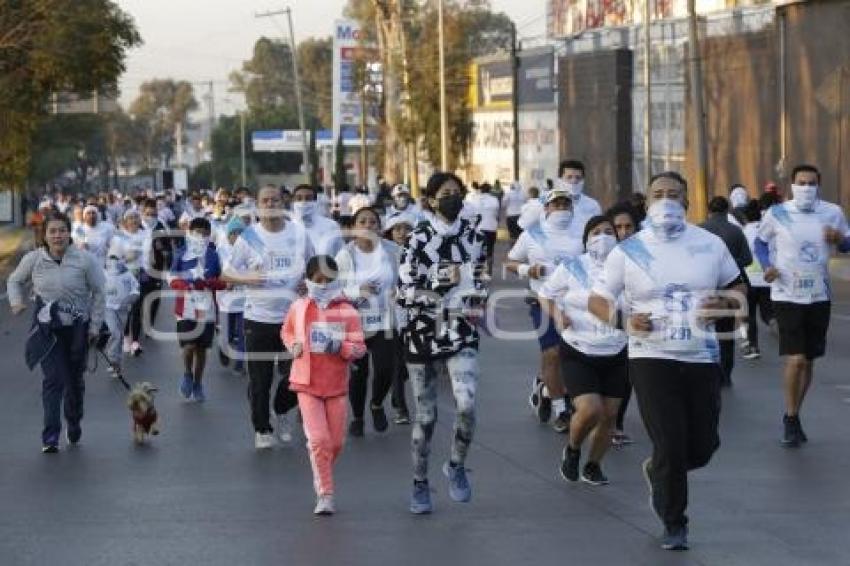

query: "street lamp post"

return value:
[438, 0, 448, 171]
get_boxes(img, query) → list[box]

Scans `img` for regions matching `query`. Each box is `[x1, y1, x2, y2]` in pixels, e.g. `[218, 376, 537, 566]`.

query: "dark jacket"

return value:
[701, 212, 753, 269]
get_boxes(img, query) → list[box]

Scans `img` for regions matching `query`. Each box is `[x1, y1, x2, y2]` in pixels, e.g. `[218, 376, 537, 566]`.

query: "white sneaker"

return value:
[254, 432, 276, 450]
[314, 494, 335, 515]
[122, 338, 132, 353]
[276, 413, 293, 444]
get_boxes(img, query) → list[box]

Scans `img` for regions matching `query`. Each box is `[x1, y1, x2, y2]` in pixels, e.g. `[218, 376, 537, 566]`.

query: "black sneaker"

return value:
[781, 415, 801, 447]
[371, 405, 389, 433]
[66, 425, 81, 445]
[559, 445, 581, 482]
[551, 411, 570, 434]
[42, 444, 58, 454]
[394, 409, 411, 425]
[796, 415, 808, 443]
[661, 526, 689, 551]
[581, 462, 609, 486]
[349, 418, 365, 437]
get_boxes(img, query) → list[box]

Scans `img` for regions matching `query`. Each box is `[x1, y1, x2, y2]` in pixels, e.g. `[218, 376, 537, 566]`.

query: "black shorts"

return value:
[176, 320, 215, 348]
[506, 215, 521, 240]
[773, 301, 830, 359]
[559, 342, 629, 399]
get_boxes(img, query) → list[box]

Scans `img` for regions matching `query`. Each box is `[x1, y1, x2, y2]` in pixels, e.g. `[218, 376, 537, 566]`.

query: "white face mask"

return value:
[546, 209, 574, 230]
[306, 279, 342, 308]
[564, 180, 585, 198]
[587, 233, 617, 261]
[293, 201, 317, 221]
[186, 234, 209, 258]
[791, 184, 818, 212]
[648, 198, 686, 240]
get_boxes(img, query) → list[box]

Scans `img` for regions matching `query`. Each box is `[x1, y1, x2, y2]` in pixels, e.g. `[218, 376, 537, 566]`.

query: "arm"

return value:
[7, 251, 37, 313]
[280, 307, 296, 351]
[334, 248, 361, 301]
[338, 307, 367, 361]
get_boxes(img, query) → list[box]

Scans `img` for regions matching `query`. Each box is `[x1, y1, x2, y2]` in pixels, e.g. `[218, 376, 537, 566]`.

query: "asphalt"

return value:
[1, 244, 850, 566]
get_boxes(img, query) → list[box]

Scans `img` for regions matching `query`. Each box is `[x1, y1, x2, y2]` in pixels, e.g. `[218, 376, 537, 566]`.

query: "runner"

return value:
[505, 188, 583, 433]
[102, 246, 140, 377]
[8, 212, 105, 453]
[558, 159, 601, 224]
[115, 209, 150, 357]
[216, 216, 247, 374]
[754, 164, 850, 446]
[399, 172, 488, 514]
[589, 171, 745, 550]
[74, 204, 114, 265]
[740, 199, 775, 360]
[291, 184, 344, 257]
[503, 181, 527, 242]
[336, 207, 401, 436]
[538, 215, 628, 486]
[223, 185, 314, 449]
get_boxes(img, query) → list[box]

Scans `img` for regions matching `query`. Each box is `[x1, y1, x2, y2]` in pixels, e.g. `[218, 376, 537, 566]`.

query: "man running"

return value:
[589, 171, 745, 551]
[290, 184, 344, 257]
[754, 164, 850, 446]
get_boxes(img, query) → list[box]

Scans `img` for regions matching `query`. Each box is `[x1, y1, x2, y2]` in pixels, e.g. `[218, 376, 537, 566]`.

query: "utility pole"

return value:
[256, 7, 311, 181]
[360, 78, 368, 186]
[397, 0, 419, 196]
[686, 0, 708, 219]
[438, 0, 448, 171]
[510, 22, 520, 182]
[240, 110, 247, 187]
[208, 80, 216, 190]
[644, 0, 652, 189]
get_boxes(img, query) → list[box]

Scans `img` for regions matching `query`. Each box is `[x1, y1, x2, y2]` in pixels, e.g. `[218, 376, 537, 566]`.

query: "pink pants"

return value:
[297, 392, 348, 496]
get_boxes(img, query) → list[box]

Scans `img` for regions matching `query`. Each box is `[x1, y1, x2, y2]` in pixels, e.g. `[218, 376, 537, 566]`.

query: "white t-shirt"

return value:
[216, 240, 245, 313]
[743, 222, 768, 287]
[508, 218, 584, 294]
[503, 187, 527, 217]
[471, 193, 500, 232]
[296, 215, 344, 257]
[74, 222, 114, 265]
[225, 221, 313, 323]
[757, 199, 849, 304]
[104, 270, 139, 311]
[572, 194, 602, 234]
[539, 253, 627, 356]
[337, 242, 398, 332]
[595, 224, 740, 364]
[115, 228, 150, 274]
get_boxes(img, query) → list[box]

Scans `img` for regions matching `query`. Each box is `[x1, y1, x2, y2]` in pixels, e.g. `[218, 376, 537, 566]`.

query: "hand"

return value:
[764, 267, 780, 283]
[10, 303, 26, 315]
[360, 283, 377, 298]
[697, 295, 735, 324]
[825, 227, 844, 246]
[628, 313, 653, 335]
[552, 309, 572, 333]
[528, 264, 547, 280]
[290, 342, 304, 358]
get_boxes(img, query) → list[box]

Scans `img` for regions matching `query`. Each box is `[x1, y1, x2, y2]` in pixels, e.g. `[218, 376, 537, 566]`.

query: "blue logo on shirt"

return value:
[798, 241, 819, 263]
[663, 284, 692, 313]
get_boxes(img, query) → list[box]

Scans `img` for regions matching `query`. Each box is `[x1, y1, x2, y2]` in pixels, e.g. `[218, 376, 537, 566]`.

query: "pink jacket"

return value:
[281, 296, 366, 398]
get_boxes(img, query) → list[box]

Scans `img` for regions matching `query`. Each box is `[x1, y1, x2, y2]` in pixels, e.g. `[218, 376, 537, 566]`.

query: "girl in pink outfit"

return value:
[281, 255, 366, 515]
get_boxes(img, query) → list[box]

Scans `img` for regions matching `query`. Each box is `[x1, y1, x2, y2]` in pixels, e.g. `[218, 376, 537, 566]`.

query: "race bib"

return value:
[789, 270, 824, 300]
[309, 322, 345, 353]
[187, 291, 213, 315]
[652, 315, 701, 352]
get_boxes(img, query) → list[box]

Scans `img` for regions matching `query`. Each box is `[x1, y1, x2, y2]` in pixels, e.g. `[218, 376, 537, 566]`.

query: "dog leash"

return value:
[90, 347, 132, 391]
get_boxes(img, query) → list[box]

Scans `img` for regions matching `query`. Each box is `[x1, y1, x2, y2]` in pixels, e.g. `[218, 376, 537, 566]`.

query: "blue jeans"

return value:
[40, 323, 88, 446]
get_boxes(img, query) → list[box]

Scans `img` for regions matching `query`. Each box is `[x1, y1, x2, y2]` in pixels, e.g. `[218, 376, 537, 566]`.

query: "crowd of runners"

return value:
[7, 161, 850, 550]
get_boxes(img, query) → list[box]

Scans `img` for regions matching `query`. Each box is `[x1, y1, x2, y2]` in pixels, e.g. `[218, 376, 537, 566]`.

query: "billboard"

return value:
[332, 19, 379, 141]
[469, 111, 514, 182]
[470, 58, 513, 111]
[518, 50, 555, 107]
[252, 130, 312, 152]
[519, 109, 559, 186]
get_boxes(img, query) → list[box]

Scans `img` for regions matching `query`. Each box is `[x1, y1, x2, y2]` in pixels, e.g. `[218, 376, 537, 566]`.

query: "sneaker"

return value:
[130, 341, 142, 357]
[781, 415, 801, 447]
[371, 404, 389, 433]
[661, 526, 689, 551]
[536, 384, 552, 423]
[410, 480, 432, 514]
[551, 411, 570, 434]
[314, 494, 335, 515]
[179, 373, 193, 400]
[560, 446, 581, 482]
[442, 461, 472, 502]
[275, 413, 293, 444]
[611, 431, 633, 446]
[797, 416, 808, 443]
[192, 381, 206, 403]
[349, 418, 364, 438]
[741, 346, 761, 360]
[528, 376, 541, 409]
[66, 425, 81, 445]
[394, 409, 411, 425]
[42, 444, 59, 454]
[643, 457, 663, 523]
[581, 461, 609, 486]
[254, 432, 275, 450]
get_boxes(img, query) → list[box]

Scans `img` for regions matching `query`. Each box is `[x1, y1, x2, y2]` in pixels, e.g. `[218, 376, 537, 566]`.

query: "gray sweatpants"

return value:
[407, 348, 479, 481]
[104, 307, 130, 367]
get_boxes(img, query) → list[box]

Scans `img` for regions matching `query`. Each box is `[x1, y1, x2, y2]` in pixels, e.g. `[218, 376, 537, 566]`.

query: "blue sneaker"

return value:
[179, 373, 193, 400]
[442, 461, 472, 503]
[192, 381, 206, 403]
[410, 480, 432, 514]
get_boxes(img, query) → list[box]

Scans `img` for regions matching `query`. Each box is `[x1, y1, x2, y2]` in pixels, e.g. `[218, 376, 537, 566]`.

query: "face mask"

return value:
[791, 184, 818, 212]
[437, 194, 463, 222]
[293, 201, 317, 221]
[648, 198, 686, 240]
[186, 234, 209, 258]
[547, 210, 574, 230]
[564, 180, 585, 198]
[394, 196, 409, 210]
[306, 279, 341, 308]
[586, 233, 617, 261]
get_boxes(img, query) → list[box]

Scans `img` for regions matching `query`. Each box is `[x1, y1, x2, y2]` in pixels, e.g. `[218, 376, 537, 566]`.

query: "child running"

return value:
[281, 255, 366, 515]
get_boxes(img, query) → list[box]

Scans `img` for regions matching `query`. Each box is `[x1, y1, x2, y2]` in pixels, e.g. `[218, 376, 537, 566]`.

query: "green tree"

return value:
[128, 79, 198, 168]
[0, 0, 141, 189]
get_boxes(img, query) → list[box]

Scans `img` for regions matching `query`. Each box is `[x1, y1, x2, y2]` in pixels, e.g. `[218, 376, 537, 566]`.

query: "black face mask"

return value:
[437, 194, 463, 222]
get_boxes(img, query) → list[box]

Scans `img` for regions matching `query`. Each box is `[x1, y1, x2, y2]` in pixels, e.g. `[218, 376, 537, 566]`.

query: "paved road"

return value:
[2, 247, 850, 566]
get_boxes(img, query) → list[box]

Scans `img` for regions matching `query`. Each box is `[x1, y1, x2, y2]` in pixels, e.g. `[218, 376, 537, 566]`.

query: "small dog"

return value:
[127, 382, 160, 444]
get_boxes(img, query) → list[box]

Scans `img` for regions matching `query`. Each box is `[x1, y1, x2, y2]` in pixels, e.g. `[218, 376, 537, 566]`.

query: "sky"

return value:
[115, 0, 548, 114]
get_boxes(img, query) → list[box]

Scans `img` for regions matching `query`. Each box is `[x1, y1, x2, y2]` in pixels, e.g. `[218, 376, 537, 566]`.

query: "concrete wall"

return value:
[558, 48, 633, 208]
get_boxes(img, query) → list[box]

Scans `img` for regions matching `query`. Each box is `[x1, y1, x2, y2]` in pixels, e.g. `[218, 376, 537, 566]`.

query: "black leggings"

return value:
[244, 319, 297, 433]
[391, 332, 409, 413]
[349, 331, 397, 420]
[125, 277, 161, 342]
[747, 286, 774, 348]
